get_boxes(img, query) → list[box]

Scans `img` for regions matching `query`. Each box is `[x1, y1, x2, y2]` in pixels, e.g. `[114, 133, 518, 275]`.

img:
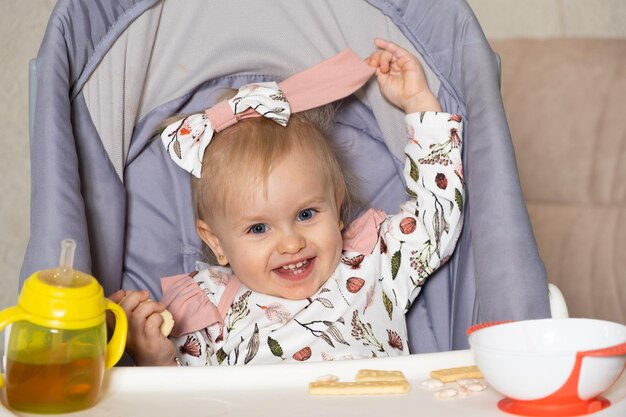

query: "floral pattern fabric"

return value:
[171, 111, 464, 366]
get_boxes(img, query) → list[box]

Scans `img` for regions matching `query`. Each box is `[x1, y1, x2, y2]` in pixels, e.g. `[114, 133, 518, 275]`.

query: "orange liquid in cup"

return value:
[5, 355, 104, 414]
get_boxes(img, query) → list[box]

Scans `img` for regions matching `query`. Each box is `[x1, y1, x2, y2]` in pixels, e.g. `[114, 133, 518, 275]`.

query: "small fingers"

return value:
[131, 299, 166, 322]
[367, 46, 396, 73]
[144, 311, 166, 339]
[130, 302, 163, 346]
[108, 289, 127, 304]
[365, 50, 382, 68]
[123, 296, 163, 334]
[118, 290, 150, 312]
[373, 37, 390, 48]
[374, 38, 407, 58]
[373, 38, 416, 70]
[378, 50, 393, 73]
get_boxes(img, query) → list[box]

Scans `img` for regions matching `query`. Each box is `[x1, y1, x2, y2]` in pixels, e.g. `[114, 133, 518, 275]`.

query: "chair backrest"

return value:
[21, 0, 551, 353]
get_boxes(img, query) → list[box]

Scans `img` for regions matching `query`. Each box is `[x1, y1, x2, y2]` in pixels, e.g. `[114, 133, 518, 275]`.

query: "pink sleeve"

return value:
[342, 208, 387, 254]
[160, 274, 223, 337]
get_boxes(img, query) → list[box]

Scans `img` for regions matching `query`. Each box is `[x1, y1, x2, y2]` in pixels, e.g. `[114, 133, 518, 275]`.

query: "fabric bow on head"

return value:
[161, 49, 374, 178]
[162, 82, 289, 177]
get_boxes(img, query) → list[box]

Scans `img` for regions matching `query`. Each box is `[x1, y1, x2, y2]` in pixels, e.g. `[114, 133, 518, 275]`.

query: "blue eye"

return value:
[248, 224, 268, 234]
[297, 209, 316, 221]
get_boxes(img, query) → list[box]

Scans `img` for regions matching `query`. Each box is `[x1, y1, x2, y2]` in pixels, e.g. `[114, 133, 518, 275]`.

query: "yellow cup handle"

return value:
[0, 306, 28, 388]
[103, 299, 128, 369]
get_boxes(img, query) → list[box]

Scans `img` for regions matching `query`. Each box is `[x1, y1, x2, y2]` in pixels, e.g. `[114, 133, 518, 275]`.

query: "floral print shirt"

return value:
[170, 111, 464, 366]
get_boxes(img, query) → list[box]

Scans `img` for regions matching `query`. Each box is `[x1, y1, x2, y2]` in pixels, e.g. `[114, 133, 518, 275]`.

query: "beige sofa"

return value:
[489, 39, 626, 324]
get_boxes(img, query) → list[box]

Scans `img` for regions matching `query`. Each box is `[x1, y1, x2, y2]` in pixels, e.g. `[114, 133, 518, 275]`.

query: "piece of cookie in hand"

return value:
[159, 309, 174, 337]
[119, 295, 174, 337]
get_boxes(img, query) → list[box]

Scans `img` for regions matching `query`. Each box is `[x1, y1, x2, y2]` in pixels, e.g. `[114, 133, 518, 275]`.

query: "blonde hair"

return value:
[192, 104, 362, 230]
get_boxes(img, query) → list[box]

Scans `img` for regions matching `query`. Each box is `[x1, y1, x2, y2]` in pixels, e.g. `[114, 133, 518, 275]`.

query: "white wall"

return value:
[0, 0, 624, 312]
[0, 0, 56, 311]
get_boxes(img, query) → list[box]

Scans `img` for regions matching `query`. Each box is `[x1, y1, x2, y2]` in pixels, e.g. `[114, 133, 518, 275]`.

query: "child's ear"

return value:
[196, 220, 228, 265]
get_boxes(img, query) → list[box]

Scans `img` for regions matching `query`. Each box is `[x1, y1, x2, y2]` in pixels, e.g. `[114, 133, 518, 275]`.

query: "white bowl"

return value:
[468, 318, 626, 401]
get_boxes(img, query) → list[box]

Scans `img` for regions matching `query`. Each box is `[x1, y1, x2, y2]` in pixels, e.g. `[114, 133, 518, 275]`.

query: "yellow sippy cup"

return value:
[0, 239, 127, 414]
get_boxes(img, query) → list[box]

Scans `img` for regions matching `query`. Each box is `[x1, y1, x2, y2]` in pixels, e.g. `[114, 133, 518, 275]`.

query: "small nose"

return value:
[277, 230, 306, 254]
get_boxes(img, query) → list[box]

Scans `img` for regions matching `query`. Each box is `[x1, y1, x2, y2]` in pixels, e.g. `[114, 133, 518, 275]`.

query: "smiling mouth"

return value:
[274, 258, 314, 280]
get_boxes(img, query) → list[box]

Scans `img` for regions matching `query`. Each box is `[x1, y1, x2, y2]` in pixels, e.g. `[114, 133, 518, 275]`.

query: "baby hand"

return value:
[112, 289, 177, 366]
[366, 38, 441, 113]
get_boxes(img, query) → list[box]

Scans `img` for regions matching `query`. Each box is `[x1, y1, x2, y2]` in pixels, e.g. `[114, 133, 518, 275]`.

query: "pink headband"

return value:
[161, 49, 374, 177]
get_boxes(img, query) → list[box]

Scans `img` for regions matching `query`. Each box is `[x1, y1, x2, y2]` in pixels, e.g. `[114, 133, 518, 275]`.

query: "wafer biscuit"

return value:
[310, 369, 410, 395]
[355, 369, 407, 382]
[309, 380, 410, 395]
[429, 365, 483, 383]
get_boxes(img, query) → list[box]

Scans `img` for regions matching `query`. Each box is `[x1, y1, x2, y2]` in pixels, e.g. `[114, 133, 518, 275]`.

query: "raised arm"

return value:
[366, 37, 441, 113]
[366, 39, 464, 305]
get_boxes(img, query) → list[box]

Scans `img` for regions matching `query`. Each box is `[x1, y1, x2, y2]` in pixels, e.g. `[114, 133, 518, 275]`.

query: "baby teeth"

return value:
[281, 260, 308, 270]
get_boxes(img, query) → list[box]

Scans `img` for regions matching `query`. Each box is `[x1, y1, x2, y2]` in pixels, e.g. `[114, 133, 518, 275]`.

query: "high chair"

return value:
[20, 0, 551, 353]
